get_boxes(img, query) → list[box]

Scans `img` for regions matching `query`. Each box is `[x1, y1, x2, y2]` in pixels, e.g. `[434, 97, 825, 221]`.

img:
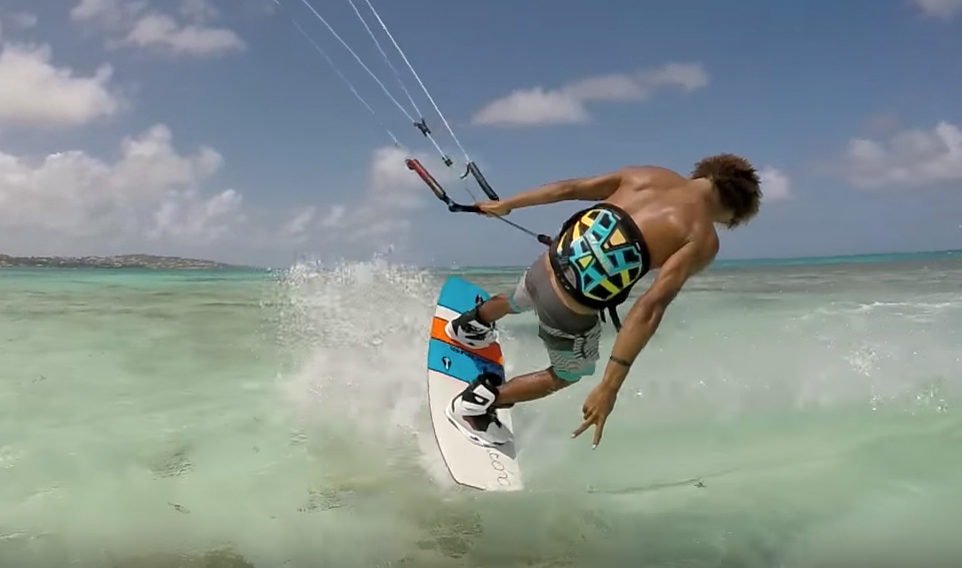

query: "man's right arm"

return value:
[501, 169, 625, 211]
[595, 235, 716, 394]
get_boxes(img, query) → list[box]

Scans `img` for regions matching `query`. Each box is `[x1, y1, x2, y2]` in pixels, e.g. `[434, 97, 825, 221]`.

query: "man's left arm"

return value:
[500, 170, 626, 211]
[597, 241, 708, 394]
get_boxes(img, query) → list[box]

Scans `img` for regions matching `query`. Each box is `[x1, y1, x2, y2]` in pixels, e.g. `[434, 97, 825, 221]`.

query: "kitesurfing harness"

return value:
[547, 203, 651, 330]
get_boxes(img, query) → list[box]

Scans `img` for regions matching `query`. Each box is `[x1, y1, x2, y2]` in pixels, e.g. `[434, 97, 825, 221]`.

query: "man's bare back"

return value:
[442, 154, 762, 449]
[604, 165, 720, 273]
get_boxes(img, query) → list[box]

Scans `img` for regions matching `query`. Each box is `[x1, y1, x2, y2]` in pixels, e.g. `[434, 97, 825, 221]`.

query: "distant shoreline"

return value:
[0, 254, 252, 270]
[2, 248, 959, 272]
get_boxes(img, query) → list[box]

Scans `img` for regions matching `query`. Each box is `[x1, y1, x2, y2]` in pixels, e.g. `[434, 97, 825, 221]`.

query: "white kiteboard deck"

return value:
[426, 276, 523, 492]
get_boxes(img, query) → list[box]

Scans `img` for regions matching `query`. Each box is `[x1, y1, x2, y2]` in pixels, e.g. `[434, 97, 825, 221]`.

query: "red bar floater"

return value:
[405, 158, 446, 201]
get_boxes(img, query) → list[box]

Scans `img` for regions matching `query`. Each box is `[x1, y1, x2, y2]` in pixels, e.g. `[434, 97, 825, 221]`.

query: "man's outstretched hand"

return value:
[474, 200, 512, 217]
[572, 383, 618, 448]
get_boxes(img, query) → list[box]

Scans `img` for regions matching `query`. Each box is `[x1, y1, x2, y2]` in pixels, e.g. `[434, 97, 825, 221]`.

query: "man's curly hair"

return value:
[690, 154, 761, 228]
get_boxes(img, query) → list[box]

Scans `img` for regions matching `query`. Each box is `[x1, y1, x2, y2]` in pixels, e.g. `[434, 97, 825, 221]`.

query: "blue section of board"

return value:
[436, 276, 490, 314]
[427, 340, 505, 384]
[428, 277, 505, 385]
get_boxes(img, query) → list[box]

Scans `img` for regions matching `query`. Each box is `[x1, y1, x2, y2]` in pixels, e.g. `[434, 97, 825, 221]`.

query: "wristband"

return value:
[609, 355, 632, 367]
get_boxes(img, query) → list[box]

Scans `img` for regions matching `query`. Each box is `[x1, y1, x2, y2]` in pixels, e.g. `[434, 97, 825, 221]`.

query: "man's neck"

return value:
[688, 177, 728, 222]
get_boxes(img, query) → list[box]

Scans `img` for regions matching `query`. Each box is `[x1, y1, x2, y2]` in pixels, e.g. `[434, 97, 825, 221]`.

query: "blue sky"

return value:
[0, 0, 960, 268]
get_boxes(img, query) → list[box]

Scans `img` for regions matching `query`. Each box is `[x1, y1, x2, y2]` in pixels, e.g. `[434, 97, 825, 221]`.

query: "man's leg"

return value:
[475, 293, 516, 325]
[447, 254, 606, 446]
[445, 256, 540, 349]
[492, 367, 574, 405]
[446, 314, 601, 446]
[494, 321, 602, 407]
[444, 292, 521, 350]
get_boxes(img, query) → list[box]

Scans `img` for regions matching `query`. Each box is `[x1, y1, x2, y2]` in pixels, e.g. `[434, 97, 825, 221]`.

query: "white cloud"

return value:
[472, 63, 709, 127]
[840, 121, 962, 189]
[759, 167, 792, 202]
[471, 88, 590, 127]
[0, 124, 254, 256]
[912, 0, 962, 19]
[120, 13, 245, 56]
[368, 146, 440, 205]
[298, 146, 461, 259]
[71, 0, 245, 57]
[279, 205, 317, 243]
[71, 0, 143, 28]
[0, 42, 122, 128]
[148, 187, 244, 243]
[0, 126, 447, 264]
[279, 147, 474, 263]
[320, 205, 346, 228]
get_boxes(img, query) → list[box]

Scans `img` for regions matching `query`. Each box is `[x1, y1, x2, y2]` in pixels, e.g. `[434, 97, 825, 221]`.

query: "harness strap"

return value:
[601, 306, 623, 331]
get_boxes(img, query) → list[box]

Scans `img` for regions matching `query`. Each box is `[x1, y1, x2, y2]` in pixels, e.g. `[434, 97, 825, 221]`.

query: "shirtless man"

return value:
[443, 154, 762, 448]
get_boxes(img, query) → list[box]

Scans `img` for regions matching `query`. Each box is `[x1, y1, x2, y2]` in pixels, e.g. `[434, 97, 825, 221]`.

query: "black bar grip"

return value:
[465, 161, 499, 200]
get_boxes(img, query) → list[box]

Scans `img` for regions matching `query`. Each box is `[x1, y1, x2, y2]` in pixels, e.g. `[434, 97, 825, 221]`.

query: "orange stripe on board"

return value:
[430, 317, 503, 366]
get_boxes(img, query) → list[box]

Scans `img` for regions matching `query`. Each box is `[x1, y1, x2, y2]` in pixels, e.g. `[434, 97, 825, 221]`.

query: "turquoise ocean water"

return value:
[1, 251, 961, 567]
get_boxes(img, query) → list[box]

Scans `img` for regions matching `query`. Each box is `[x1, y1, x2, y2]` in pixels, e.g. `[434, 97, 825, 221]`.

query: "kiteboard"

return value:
[426, 276, 523, 492]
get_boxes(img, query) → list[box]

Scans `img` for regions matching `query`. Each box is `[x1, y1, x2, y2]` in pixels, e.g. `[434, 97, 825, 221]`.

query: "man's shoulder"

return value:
[616, 166, 689, 195]
[619, 165, 684, 178]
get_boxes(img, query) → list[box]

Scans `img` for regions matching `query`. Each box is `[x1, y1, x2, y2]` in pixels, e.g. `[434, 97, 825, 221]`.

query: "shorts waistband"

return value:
[525, 254, 598, 334]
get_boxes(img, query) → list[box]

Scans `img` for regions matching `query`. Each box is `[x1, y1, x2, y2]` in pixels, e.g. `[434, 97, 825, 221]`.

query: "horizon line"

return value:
[3, 247, 960, 271]
[429, 247, 962, 271]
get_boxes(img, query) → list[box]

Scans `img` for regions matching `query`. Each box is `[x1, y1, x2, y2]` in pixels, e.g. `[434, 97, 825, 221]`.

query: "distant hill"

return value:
[0, 253, 249, 270]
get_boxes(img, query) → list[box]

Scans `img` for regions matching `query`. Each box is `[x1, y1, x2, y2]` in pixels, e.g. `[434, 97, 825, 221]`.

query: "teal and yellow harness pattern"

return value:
[553, 205, 648, 304]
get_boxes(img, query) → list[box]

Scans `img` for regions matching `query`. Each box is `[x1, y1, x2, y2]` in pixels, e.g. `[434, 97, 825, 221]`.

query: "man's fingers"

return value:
[571, 418, 592, 438]
[592, 417, 606, 448]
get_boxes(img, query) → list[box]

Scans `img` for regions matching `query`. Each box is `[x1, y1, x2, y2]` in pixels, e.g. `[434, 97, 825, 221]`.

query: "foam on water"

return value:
[1, 257, 961, 566]
[271, 258, 451, 486]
